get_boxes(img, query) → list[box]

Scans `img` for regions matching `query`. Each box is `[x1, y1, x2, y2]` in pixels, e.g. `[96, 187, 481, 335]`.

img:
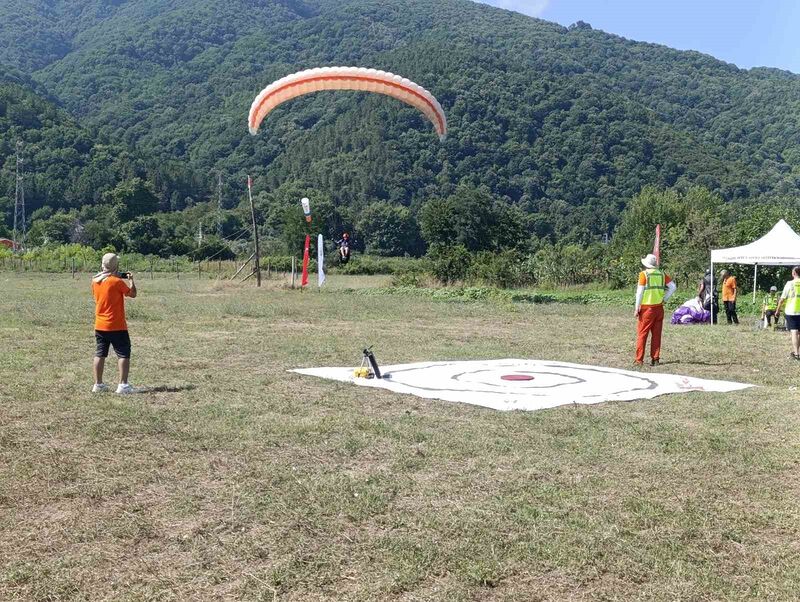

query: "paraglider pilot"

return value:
[335, 233, 352, 263]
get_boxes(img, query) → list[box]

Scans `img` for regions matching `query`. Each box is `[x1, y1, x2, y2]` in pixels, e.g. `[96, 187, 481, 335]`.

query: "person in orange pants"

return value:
[634, 254, 676, 366]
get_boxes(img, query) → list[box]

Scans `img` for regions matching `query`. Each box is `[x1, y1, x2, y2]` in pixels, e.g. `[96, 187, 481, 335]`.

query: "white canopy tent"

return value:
[710, 219, 800, 323]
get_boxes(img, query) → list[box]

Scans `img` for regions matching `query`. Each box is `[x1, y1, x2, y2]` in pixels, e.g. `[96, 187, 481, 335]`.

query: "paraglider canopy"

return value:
[248, 66, 447, 140]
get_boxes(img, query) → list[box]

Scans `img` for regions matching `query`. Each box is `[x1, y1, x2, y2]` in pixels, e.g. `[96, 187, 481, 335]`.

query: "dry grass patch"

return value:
[1, 273, 799, 601]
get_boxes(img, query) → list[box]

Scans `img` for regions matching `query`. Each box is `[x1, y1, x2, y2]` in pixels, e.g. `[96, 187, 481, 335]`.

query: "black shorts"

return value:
[786, 315, 800, 331]
[95, 330, 131, 359]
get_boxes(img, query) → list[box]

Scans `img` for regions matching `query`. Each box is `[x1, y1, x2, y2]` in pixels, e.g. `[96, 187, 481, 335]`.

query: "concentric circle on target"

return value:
[386, 360, 657, 398]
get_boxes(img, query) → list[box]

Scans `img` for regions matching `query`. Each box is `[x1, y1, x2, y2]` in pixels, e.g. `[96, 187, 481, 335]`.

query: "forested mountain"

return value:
[0, 64, 104, 223]
[0, 62, 201, 208]
[2, 0, 800, 248]
[0, 62, 212, 251]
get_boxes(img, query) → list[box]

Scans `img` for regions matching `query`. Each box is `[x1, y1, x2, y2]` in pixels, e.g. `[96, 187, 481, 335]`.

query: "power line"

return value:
[192, 226, 251, 261]
[200, 228, 252, 262]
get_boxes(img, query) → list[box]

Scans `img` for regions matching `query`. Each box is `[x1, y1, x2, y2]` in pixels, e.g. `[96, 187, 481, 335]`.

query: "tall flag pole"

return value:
[653, 224, 661, 266]
[247, 175, 261, 287]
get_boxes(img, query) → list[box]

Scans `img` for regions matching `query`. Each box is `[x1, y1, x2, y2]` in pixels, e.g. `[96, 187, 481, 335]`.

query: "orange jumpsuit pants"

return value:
[636, 304, 664, 363]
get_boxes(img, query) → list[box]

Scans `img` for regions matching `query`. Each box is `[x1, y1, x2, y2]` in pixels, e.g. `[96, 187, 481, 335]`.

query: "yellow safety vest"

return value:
[642, 269, 667, 305]
[763, 293, 778, 311]
[785, 281, 800, 315]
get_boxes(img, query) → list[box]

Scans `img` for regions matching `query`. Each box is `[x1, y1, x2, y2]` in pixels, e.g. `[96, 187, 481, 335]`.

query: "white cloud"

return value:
[475, 0, 551, 17]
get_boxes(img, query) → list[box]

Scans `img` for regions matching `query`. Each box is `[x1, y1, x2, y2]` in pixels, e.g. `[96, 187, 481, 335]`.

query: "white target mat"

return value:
[292, 359, 752, 412]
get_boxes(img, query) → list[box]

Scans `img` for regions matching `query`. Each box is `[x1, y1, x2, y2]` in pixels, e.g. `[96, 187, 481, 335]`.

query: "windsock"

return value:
[301, 197, 311, 223]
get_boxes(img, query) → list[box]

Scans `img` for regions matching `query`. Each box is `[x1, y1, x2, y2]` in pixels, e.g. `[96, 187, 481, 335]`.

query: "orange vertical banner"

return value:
[301, 234, 310, 287]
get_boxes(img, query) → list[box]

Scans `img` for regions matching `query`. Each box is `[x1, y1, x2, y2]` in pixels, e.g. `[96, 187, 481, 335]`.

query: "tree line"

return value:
[6, 179, 798, 295]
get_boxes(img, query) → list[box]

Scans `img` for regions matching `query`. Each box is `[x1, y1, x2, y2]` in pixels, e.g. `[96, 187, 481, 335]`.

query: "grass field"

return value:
[2, 273, 799, 601]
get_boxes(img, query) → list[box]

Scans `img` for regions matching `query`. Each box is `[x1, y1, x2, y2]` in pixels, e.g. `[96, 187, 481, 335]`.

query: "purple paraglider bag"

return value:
[671, 301, 711, 325]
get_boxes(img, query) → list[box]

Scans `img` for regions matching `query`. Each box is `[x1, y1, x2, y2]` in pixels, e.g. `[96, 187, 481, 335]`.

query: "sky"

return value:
[475, 0, 800, 74]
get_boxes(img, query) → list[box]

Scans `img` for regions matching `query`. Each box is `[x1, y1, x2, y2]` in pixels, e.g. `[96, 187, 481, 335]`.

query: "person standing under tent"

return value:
[762, 285, 780, 328]
[720, 270, 739, 324]
[698, 268, 718, 323]
[775, 266, 800, 360]
[634, 253, 677, 366]
[92, 253, 138, 393]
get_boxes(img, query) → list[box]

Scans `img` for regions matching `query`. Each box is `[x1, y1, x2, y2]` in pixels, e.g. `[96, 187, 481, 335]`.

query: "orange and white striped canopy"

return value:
[248, 66, 447, 140]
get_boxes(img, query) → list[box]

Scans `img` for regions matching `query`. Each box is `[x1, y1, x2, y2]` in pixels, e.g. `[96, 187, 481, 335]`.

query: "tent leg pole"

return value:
[753, 263, 758, 303]
[710, 261, 714, 326]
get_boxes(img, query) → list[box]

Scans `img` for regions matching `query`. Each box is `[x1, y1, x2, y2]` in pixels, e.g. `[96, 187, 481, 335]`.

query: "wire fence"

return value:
[0, 255, 297, 281]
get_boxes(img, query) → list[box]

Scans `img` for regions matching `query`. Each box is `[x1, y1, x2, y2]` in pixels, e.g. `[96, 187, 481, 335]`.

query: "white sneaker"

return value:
[115, 383, 136, 394]
[91, 383, 109, 393]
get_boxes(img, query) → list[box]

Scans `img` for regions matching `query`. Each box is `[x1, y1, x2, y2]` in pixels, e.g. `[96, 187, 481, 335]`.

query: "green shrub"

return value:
[335, 255, 426, 275]
[391, 271, 424, 288]
[427, 244, 472, 284]
[467, 250, 529, 288]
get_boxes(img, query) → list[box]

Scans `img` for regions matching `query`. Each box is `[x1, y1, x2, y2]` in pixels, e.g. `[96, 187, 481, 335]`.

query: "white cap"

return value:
[101, 253, 119, 272]
[641, 254, 658, 269]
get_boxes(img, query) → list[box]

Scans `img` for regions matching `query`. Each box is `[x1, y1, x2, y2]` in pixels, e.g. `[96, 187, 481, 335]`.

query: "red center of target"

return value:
[501, 374, 535, 381]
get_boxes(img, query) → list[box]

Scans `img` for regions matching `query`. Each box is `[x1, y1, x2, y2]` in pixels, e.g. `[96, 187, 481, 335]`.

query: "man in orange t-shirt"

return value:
[92, 253, 137, 394]
[720, 269, 739, 324]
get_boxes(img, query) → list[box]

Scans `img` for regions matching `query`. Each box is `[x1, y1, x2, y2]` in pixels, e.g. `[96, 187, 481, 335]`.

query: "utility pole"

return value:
[216, 171, 224, 236]
[197, 220, 204, 247]
[247, 175, 261, 287]
[12, 141, 25, 252]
